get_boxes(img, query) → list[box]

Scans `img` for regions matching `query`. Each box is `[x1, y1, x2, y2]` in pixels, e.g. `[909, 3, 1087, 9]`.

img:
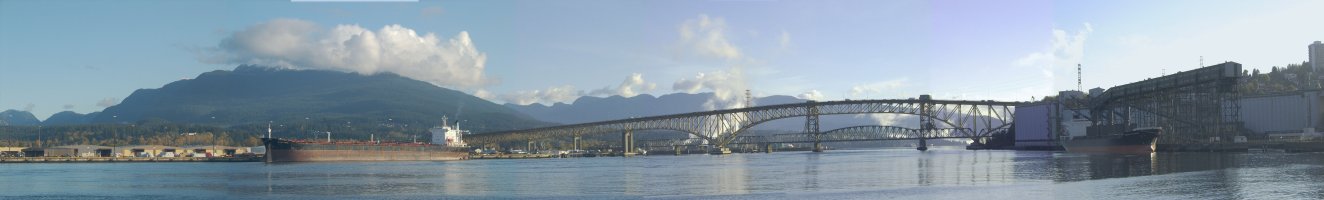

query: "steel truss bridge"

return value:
[637, 126, 981, 152]
[468, 95, 1021, 153]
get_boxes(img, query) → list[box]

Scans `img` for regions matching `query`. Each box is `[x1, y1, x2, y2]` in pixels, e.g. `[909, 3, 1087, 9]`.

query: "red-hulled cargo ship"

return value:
[1061, 127, 1161, 154]
[264, 117, 471, 162]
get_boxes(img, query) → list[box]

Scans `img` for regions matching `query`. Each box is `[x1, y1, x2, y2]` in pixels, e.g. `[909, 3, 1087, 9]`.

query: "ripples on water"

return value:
[2, 148, 1321, 199]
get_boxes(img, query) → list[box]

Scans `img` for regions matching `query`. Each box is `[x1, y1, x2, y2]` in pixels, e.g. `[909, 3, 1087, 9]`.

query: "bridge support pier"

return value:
[807, 101, 823, 152]
[674, 145, 681, 155]
[765, 143, 773, 153]
[918, 94, 933, 152]
[573, 133, 581, 151]
[622, 130, 636, 156]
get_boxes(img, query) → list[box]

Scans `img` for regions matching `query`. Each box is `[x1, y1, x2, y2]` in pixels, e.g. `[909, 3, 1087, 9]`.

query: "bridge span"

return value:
[467, 95, 1023, 154]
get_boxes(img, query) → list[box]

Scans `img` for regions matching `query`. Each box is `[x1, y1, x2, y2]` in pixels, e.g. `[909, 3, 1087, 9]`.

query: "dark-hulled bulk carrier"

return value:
[263, 117, 470, 162]
[1061, 127, 1161, 154]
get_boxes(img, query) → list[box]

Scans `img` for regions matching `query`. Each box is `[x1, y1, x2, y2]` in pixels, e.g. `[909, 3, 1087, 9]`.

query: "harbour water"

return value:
[3, 147, 1322, 199]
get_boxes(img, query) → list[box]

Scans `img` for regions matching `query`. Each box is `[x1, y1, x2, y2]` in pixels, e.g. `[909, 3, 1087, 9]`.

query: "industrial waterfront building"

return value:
[115, 145, 182, 157]
[1311, 41, 1322, 73]
[42, 145, 115, 157]
[1014, 60, 1323, 149]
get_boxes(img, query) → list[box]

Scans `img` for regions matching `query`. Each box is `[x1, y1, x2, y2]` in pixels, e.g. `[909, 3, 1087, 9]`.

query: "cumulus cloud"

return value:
[672, 67, 749, 110]
[22, 103, 35, 112]
[203, 19, 491, 90]
[502, 73, 658, 105]
[588, 73, 657, 98]
[499, 85, 582, 105]
[848, 78, 909, 98]
[1014, 23, 1093, 80]
[96, 98, 120, 108]
[797, 90, 825, 101]
[679, 15, 742, 60]
[671, 14, 753, 110]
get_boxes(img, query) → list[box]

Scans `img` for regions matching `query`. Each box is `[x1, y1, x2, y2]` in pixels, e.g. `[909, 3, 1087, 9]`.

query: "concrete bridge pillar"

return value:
[674, 145, 681, 155]
[765, 143, 773, 153]
[622, 130, 636, 156]
[573, 133, 581, 151]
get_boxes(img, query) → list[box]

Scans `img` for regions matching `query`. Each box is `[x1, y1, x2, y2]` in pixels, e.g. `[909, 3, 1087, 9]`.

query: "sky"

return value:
[2, 0, 1322, 120]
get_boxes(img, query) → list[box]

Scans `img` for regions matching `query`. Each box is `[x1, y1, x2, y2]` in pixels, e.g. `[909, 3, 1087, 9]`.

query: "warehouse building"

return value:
[115, 145, 182, 157]
[181, 145, 249, 157]
[1239, 90, 1322, 139]
[43, 145, 114, 157]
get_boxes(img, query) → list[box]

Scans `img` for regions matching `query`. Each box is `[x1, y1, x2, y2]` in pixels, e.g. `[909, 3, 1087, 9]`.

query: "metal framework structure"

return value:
[1088, 62, 1243, 145]
[467, 95, 1020, 151]
[638, 126, 972, 151]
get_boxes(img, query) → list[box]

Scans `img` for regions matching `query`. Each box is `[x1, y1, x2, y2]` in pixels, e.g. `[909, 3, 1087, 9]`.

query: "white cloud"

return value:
[1014, 23, 1093, 81]
[96, 97, 119, 108]
[22, 103, 35, 112]
[796, 90, 825, 101]
[670, 14, 755, 110]
[848, 78, 909, 99]
[861, 114, 917, 128]
[500, 85, 583, 105]
[204, 19, 491, 90]
[503, 73, 658, 105]
[679, 14, 742, 60]
[588, 73, 657, 97]
[472, 89, 496, 101]
[672, 67, 749, 110]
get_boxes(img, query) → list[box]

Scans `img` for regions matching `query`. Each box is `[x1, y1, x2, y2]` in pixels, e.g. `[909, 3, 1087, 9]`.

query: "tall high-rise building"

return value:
[1312, 41, 1323, 73]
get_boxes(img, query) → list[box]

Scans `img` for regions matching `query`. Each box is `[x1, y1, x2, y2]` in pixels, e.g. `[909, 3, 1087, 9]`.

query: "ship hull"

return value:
[264, 138, 468, 162]
[1062, 128, 1160, 154]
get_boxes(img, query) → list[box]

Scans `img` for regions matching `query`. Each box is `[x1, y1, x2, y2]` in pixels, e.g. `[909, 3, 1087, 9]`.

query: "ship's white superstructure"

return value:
[430, 116, 468, 147]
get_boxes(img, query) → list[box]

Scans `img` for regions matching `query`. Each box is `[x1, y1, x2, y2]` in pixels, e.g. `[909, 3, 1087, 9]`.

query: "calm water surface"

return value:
[3, 148, 1322, 199]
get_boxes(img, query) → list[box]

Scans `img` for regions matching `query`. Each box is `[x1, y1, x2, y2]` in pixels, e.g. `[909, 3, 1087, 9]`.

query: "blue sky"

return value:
[2, 0, 1322, 119]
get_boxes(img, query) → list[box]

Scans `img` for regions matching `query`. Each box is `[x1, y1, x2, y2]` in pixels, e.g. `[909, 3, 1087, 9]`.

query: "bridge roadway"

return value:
[639, 125, 988, 152]
[467, 95, 1022, 154]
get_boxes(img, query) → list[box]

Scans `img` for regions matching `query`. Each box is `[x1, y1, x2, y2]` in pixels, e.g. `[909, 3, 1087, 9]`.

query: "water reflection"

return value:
[802, 153, 820, 190]
[4, 150, 1322, 199]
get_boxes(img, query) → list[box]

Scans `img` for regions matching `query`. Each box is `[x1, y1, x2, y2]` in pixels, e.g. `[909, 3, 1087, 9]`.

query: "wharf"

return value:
[1, 157, 262, 163]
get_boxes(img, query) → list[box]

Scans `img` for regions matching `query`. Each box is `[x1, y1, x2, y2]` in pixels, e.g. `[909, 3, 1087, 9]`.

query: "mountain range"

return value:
[0, 110, 41, 126]
[5, 65, 898, 133]
[2, 65, 551, 133]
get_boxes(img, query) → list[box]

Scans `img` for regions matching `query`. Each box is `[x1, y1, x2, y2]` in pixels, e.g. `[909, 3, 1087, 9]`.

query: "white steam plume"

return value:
[672, 67, 749, 110]
[204, 19, 491, 90]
